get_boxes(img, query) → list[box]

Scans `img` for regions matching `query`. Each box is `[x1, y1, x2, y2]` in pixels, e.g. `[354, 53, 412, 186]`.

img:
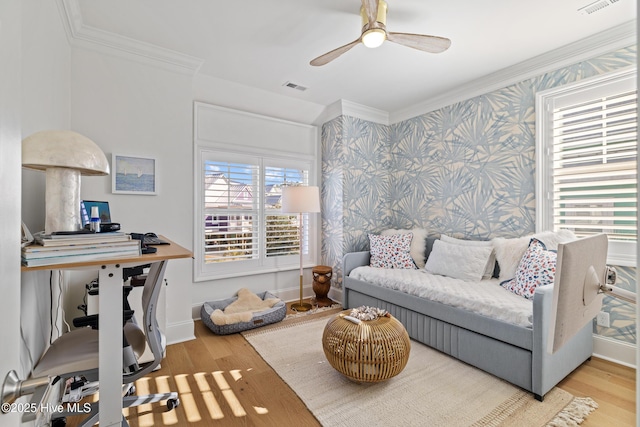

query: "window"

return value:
[536, 67, 637, 266]
[195, 149, 317, 280]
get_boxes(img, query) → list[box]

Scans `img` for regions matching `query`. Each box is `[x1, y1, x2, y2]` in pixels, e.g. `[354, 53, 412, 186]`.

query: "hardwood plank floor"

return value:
[66, 302, 636, 427]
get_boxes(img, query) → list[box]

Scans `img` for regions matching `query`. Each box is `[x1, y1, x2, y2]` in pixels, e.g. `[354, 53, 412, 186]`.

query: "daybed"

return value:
[342, 230, 593, 401]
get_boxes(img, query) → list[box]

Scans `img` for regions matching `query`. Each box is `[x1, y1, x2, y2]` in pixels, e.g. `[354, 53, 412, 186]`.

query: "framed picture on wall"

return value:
[112, 154, 157, 195]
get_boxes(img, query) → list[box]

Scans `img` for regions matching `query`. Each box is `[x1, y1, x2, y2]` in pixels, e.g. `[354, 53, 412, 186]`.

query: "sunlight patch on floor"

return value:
[122, 369, 271, 425]
[194, 372, 224, 420]
[253, 406, 269, 415]
[174, 374, 202, 423]
[229, 369, 243, 382]
[212, 371, 247, 417]
[154, 375, 178, 425]
[134, 377, 154, 427]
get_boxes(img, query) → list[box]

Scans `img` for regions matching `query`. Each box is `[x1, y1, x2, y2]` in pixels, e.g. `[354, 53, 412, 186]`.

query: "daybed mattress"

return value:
[349, 266, 533, 328]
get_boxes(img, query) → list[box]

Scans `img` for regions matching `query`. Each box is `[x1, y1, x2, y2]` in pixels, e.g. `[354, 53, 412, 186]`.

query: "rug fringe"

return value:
[546, 397, 598, 426]
[242, 305, 342, 337]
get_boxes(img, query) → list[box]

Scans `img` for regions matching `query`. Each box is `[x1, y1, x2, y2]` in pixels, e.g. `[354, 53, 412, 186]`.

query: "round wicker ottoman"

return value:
[322, 310, 411, 383]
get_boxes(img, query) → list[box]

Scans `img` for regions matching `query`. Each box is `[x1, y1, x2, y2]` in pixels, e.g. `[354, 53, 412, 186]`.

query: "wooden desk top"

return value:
[21, 235, 192, 272]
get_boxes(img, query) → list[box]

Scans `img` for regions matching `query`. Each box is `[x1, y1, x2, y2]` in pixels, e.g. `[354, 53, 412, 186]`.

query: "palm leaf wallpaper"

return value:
[321, 45, 637, 344]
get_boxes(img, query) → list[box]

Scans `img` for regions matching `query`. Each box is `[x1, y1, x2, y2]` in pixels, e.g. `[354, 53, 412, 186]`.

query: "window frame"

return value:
[194, 142, 319, 281]
[536, 66, 637, 267]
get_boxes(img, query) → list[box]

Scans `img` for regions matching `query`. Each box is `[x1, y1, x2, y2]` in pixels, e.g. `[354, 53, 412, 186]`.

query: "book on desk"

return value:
[22, 232, 141, 267]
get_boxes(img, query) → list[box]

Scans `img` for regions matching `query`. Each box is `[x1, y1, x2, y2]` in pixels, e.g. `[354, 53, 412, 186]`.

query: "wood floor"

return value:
[67, 303, 635, 427]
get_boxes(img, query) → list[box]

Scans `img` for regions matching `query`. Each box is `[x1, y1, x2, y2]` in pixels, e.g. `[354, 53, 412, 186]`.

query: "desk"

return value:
[22, 236, 192, 427]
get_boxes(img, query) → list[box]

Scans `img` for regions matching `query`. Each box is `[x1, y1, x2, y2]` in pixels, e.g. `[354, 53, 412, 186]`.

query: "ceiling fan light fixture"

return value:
[310, 0, 450, 66]
[362, 28, 386, 48]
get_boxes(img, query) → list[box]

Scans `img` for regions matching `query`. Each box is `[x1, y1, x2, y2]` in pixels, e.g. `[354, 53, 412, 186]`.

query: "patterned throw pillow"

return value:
[501, 238, 557, 299]
[369, 233, 417, 269]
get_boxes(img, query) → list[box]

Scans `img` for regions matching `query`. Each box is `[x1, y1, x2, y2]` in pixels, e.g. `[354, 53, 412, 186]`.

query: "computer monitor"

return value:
[80, 200, 112, 226]
[547, 234, 607, 354]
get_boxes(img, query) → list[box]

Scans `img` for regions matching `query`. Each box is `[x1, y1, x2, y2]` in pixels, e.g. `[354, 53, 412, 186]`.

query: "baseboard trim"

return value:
[592, 334, 636, 368]
[165, 319, 195, 345]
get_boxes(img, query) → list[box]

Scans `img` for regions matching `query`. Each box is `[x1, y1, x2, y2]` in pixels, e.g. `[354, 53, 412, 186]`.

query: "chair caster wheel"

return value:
[51, 417, 67, 427]
[167, 398, 180, 411]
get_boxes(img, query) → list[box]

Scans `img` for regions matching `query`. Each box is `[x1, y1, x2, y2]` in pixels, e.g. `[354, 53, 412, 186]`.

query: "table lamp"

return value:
[281, 185, 321, 311]
[22, 130, 110, 234]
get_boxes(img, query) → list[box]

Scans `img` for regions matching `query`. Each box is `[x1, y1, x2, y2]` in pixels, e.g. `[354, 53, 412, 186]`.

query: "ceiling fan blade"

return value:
[310, 38, 361, 66]
[361, 0, 379, 28]
[387, 32, 451, 53]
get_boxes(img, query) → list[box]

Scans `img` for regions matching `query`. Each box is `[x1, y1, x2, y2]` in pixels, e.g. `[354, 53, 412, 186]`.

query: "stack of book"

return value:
[22, 232, 141, 267]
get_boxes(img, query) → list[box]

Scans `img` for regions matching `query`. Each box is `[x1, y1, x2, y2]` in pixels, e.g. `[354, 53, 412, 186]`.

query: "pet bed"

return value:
[201, 291, 286, 335]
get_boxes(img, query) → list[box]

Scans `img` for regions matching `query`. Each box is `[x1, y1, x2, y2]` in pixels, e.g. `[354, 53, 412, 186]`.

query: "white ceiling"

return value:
[76, 0, 637, 115]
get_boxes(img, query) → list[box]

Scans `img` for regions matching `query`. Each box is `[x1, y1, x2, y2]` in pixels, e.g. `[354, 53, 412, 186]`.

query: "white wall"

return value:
[21, 0, 71, 235]
[0, 0, 23, 424]
[18, 8, 331, 347]
[193, 73, 325, 125]
[20, 0, 72, 383]
[15, 29, 332, 347]
[56, 54, 329, 343]
[66, 47, 196, 342]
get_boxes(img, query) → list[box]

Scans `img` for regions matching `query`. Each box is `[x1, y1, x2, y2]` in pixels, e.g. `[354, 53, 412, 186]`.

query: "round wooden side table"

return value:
[322, 310, 411, 383]
[312, 265, 334, 307]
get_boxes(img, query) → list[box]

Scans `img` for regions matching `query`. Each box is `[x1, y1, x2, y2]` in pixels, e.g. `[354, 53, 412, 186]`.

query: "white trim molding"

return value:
[56, 0, 204, 75]
[593, 335, 636, 368]
[390, 20, 637, 124]
[318, 99, 390, 126]
[165, 320, 196, 345]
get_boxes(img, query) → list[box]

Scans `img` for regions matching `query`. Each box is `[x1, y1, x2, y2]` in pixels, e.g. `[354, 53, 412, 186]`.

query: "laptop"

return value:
[81, 200, 112, 226]
[80, 200, 166, 245]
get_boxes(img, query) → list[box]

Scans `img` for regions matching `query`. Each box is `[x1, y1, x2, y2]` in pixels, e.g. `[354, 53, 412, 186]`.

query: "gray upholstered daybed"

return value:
[342, 231, 593, 401]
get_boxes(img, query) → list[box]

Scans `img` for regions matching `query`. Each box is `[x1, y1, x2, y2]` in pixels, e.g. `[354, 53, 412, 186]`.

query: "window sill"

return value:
[194, 261, 320, 282]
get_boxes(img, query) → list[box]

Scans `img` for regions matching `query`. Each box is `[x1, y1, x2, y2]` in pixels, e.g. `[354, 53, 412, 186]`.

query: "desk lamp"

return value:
[281, 186, 320, 312]
[22, 130, 110, 234]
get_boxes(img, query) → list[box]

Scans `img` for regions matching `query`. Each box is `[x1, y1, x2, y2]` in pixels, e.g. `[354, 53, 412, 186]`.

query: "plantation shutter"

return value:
[203, 159, 259, 263]
[551, 85, 637, 241]
[264, 166, 309, 257]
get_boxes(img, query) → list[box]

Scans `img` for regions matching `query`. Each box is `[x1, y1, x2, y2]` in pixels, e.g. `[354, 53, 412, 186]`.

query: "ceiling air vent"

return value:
[578, 0, 621, 15]
[283, 81, 308, 92]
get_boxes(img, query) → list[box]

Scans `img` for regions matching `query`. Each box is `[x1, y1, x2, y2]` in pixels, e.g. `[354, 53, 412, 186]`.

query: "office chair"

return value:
[73, 264, 153, 366]
[32, 260, 179, 427]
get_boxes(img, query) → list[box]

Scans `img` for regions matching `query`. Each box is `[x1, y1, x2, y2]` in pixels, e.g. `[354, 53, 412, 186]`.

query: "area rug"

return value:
[243, 316, 597, 427]
[286, 303, 342, 319]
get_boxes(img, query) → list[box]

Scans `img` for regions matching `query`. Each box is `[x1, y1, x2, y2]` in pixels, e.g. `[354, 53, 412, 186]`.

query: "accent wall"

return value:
[321, 45, 637, 344]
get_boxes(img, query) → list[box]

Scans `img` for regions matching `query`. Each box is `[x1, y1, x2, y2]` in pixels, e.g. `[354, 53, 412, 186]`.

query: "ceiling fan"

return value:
[310, 0, 451, 66]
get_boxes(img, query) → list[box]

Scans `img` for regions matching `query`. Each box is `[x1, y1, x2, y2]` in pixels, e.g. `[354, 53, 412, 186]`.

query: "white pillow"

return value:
[381, 228, 428, 268]
[493, 229, 576, 282]
[440, 235, 496, 279]
[425, 240, 493, 282]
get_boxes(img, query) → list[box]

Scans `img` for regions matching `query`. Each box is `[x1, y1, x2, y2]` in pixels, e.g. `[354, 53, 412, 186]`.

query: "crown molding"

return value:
[56, 0, 204, 75]
[389, 20, 637, 124]
[341, 99, 389, 125]
[314, 99, 344, 126]
[317, 99, 390, 126]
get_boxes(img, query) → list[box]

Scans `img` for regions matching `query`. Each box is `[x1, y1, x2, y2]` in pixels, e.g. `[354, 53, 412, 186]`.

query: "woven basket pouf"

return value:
[322, 309, 410, 383]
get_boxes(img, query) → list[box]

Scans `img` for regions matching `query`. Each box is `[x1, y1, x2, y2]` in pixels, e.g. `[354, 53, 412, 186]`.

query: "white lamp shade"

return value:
[22, 130, 110, 175]
[22, 130, 110, 233]
[281, 186, 320, 214]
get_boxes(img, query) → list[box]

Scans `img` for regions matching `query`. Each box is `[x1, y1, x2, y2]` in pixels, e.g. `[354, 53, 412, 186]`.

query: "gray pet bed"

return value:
[200, 291, 286, 335]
